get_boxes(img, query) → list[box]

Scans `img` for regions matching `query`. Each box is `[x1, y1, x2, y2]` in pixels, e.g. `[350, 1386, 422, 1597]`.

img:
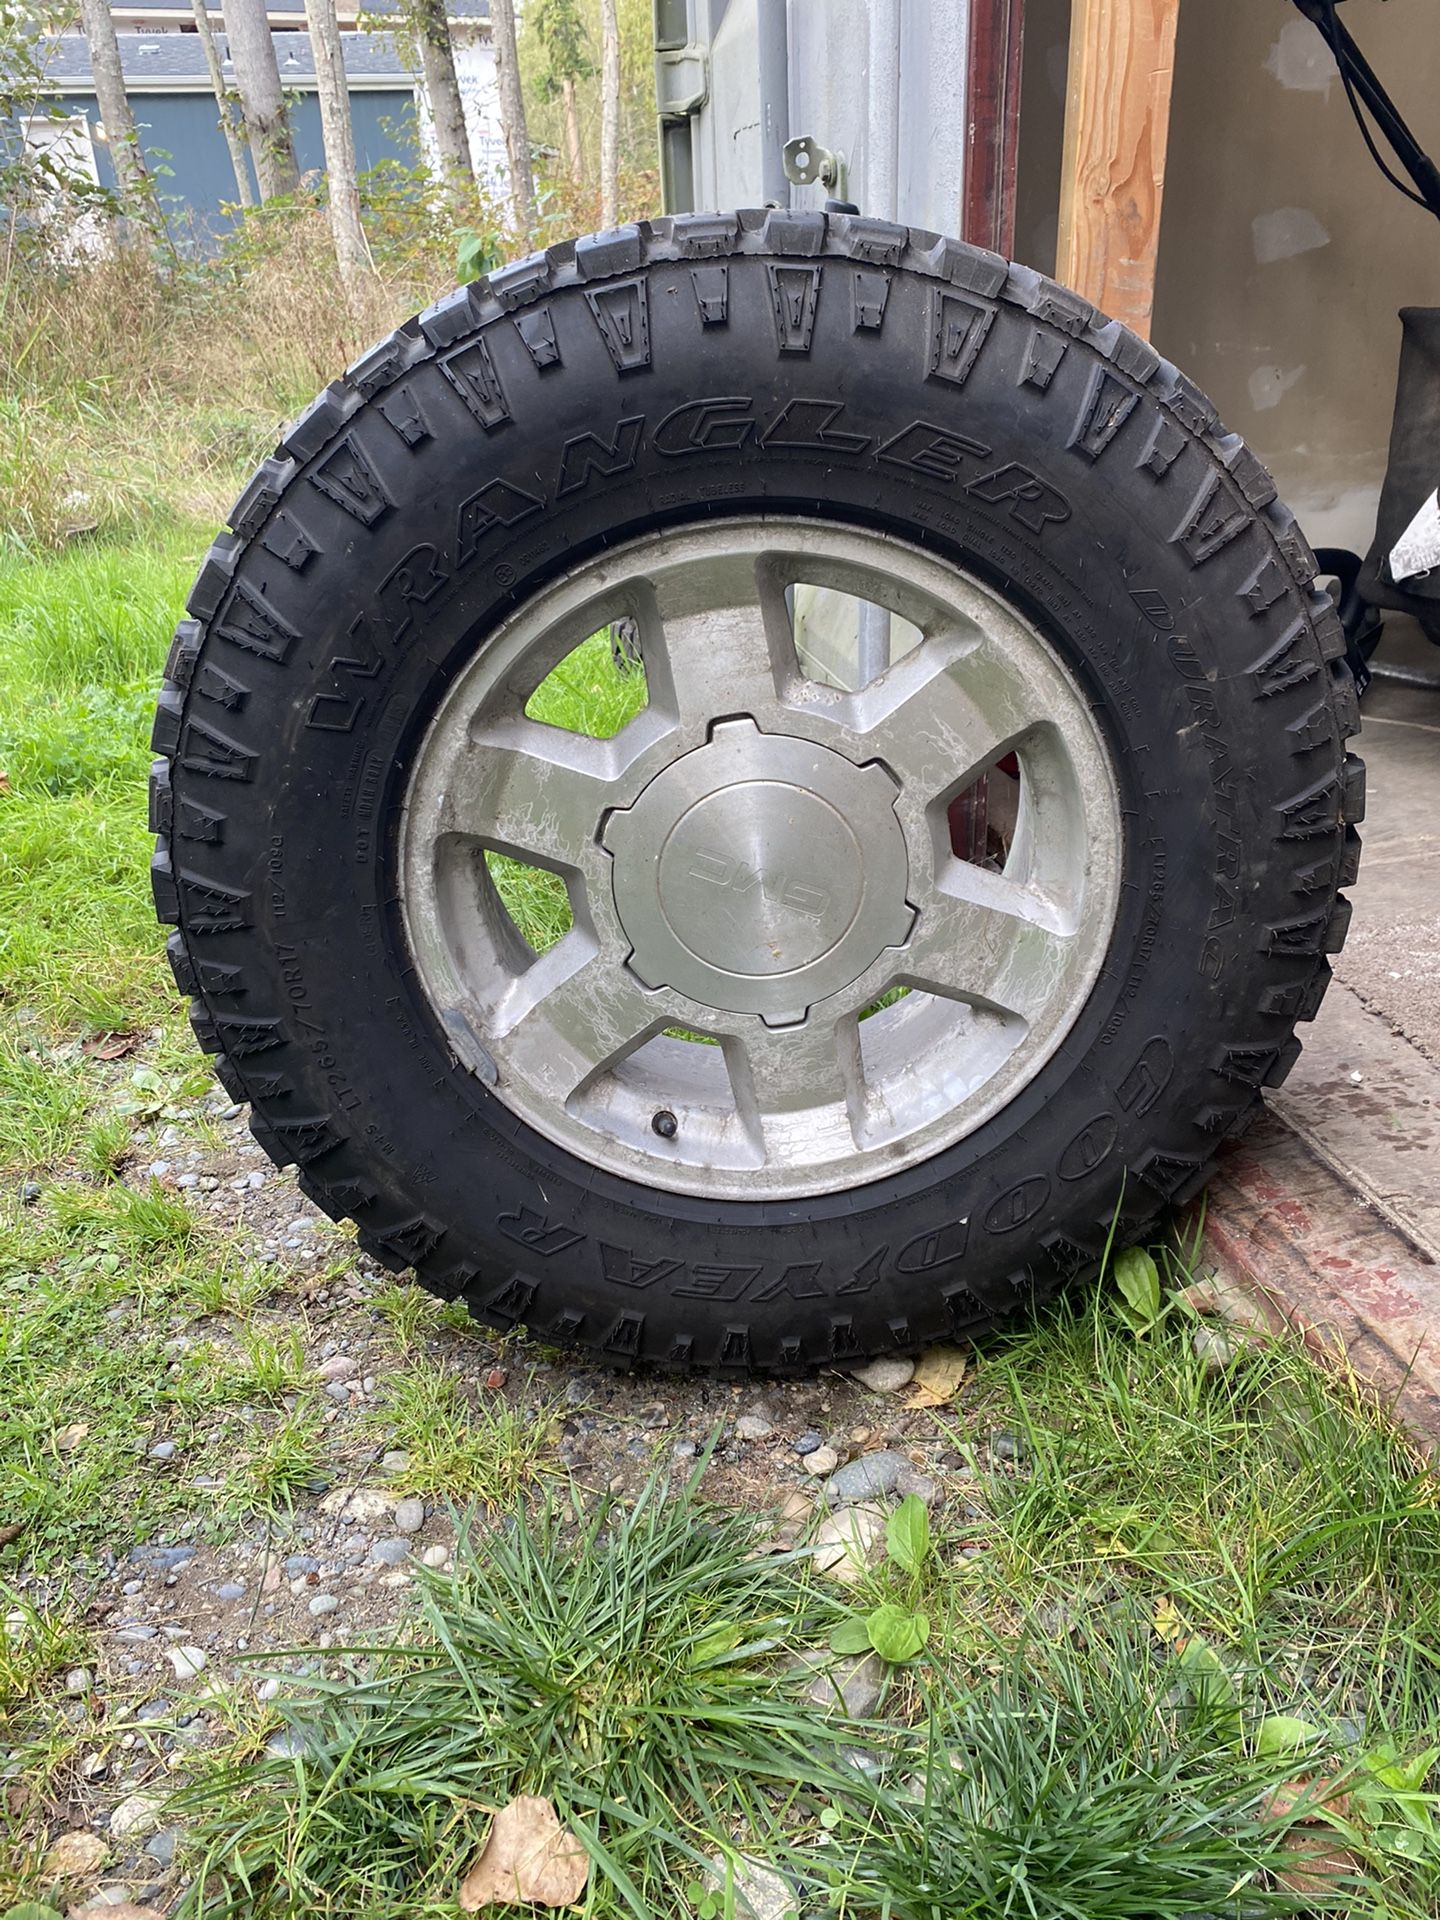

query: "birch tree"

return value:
[598, 0, 619, 229]
[490, 0, 536, 237]
[76, 0, 151, 218]
[191, 0, 254, 208]
[533, 0, 589, 183]
[225, 0, 299, 200]
[408, 0, 471, 185]
[302, 0, 367, 303]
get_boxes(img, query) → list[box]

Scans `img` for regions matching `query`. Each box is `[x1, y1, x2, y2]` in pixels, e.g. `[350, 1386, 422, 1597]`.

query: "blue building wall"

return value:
[82, 89, 419, 249]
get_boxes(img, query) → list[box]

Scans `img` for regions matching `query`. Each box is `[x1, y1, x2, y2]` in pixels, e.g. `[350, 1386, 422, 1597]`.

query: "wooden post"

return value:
[964, 0, 1025, 258]
[1055, 0, 1180, 339]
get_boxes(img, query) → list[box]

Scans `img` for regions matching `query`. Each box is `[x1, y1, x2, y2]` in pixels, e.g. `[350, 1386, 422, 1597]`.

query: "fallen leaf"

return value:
[81, 1030, 140, 1061]
[1274, 1831, 1361, 1898]
[459, 1795, 589, 1911]
[42, 1829, 108, 1879]
[0, 1521, 25, 1549]
[905, 1345, 968, 1408]
[54, 1423, 89, 1454]
[1261, 1774, 1351, 1826]
[1153, 1596, 1183, 1644]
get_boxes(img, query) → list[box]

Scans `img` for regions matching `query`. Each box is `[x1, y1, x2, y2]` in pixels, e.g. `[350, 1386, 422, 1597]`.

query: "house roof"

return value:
[45, 27, 420, 90]
[109, 1, 491, 18]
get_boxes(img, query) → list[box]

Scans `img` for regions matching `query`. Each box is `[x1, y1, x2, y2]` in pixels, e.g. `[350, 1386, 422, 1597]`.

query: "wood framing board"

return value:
[1056, 0, 1180, 338]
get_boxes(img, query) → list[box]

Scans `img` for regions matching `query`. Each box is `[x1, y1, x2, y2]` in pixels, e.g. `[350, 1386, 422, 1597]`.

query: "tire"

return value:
[150, 210, 1362, 1374]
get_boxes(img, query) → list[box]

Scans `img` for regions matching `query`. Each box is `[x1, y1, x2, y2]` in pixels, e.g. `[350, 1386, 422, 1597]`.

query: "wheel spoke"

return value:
[639, 551, 793, 726]
[899, 863, 1076, 1022]
[852, 631, 1052, 803]
[432, 719, 621, 870]
[729, 1014, 862, 1157]
[495, 947, 663, 1102]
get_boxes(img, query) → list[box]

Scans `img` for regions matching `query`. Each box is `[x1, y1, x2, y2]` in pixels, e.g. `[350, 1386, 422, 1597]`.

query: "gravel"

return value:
[810, 1504, 887, 1586]
[393, 1497, 425, 1534]
[167, 1645, 208, 1681]
[704, 1854, 797, 1920]
[847, 1356, 916, 1394]
[794, 1430, 823, 1455]
[824, 1450, 908, 1506]
[1193, 1326, 1242, 1374]
[148, 1440, 177, 1461]
[805, 1650, 884, 1719]
[803, 1445, 840, 1478]
[144, 1826, 181, 1869]
[110, 1791, 165, 1840]
[735, 1413, 774, 1441]
[370, 1537, 411, 1566]
[127, 1544, 195, 1572]
[308, 1593, 340, 1617]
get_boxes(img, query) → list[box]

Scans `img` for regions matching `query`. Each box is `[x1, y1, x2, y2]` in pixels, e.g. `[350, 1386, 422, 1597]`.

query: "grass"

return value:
[169, 1458, 1434, 1920]
[371, 1354, 561, 1503]
[169, 1469, 849, 1919]
[0, 526, 205, 1036]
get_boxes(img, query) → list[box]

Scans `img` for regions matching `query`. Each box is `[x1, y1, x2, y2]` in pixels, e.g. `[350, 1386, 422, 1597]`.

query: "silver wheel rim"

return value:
[400, 518, 1122, 1200]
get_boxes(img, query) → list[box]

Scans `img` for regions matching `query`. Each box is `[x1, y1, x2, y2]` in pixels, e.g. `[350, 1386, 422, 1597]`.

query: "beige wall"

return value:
[1016, 0, 1440, 553]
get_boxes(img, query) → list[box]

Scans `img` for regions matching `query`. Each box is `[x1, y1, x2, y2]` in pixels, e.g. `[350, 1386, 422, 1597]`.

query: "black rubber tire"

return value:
[150, 211, 1363, 1375]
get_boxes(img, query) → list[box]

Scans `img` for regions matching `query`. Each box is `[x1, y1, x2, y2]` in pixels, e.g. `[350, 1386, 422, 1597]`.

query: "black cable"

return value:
[1314, 0, 1435, 211]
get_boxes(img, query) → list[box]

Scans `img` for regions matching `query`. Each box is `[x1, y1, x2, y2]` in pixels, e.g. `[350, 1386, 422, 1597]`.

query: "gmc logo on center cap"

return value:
[687, 849, 830, 922]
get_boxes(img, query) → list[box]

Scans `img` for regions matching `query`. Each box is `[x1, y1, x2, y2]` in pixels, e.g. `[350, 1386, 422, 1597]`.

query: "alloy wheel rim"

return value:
[399, 518, 1123, 1200]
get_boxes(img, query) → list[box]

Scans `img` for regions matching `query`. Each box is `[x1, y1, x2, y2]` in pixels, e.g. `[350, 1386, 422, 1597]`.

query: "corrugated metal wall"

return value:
[661, 0, 972, 235]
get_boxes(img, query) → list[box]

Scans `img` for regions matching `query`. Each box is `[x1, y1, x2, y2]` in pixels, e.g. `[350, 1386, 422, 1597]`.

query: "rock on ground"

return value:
[809, 1504, 887, 1586]
[393, 1497, 425, 1534]
[804, 1650, 884, 1719]
[109, 1791, 165, 1840]
[824, 1450, 908, 1507]
[848, 1356, 916, 1394]
[43, 1829, 109, 1878]
[705, 1854, 797, 1920]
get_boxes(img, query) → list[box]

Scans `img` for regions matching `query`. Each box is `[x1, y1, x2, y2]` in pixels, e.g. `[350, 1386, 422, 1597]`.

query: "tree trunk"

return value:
[77, 0, 151, 222]
[489, 0, 537, 237]
[303, 0, 369, 306]
[410, 0, 472, 185]
[191, 0, 255, 208]
[598, 0, 619, 230]
[225, 0, 300, 200]
[560, 73, 583, 183]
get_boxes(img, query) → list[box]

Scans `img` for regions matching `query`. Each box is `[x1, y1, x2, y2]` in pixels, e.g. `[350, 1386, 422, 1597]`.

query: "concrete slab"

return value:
[1203, 617, 1440, 1443]
[1332, 618, 1440, 1065]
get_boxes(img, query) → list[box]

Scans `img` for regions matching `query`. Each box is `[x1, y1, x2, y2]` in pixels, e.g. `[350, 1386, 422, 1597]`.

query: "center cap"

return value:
[602, 718, 913, 1023]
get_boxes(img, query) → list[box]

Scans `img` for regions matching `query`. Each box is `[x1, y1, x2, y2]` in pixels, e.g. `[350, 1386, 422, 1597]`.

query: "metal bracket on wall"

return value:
[783, 133, 847, 202]
[656, 43, 708, 119]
